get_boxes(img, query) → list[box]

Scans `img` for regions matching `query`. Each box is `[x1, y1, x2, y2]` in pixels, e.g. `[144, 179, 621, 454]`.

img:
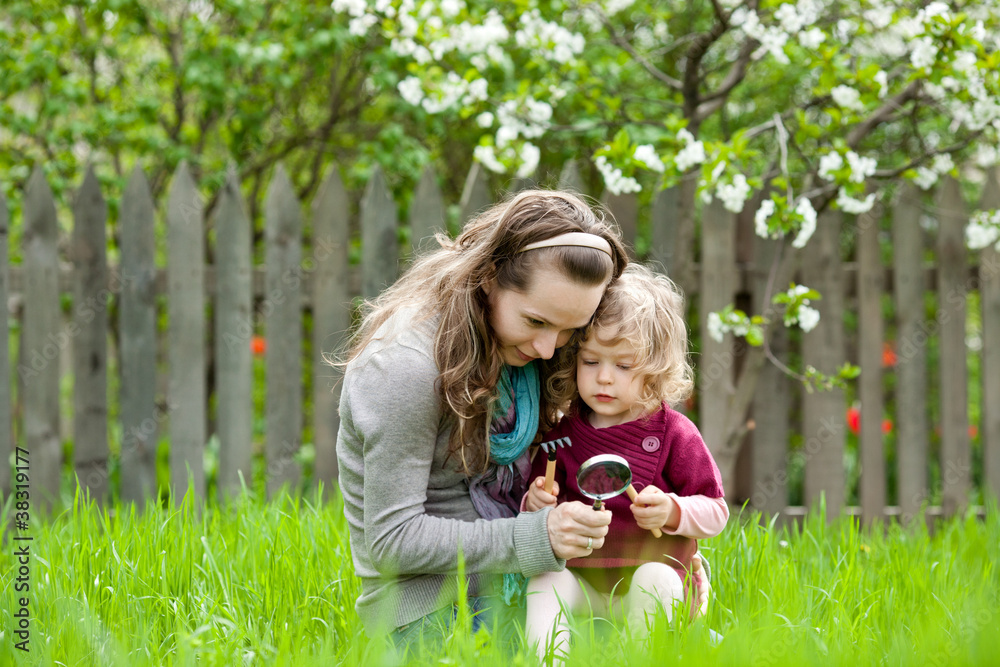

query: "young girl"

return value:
[523, 263, 729, 659]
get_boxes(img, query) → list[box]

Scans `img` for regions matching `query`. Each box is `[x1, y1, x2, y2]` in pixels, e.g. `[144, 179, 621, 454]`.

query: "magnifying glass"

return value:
[576, 454, 662, 538]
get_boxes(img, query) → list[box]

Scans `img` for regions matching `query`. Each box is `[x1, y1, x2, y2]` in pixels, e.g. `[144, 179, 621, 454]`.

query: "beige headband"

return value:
[519, 232, 614, 258]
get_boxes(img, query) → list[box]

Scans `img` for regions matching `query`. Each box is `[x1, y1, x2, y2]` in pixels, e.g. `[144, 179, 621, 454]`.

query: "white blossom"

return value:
[798, 28, 826, 49]
[707, 312, 726, 343]
[912, 167, 938, 190]
[874, 70, 889, 98]
[633, 144, 665, 172]
[798, 305, 821, 332]
[517, 142, 540, 178]
[818, 150, 843, 181]
[953, 51, 978, 74]
[846, 151, 877, 183]
[754, 199, 776, 238]
[397, 76, 424, 106]
[474, 144, 506, 173]
[515, 10, 584, 64]
[348, 13, 379, 36]
[966, 210, 1000, 250]
[910, 36, 938, 69]
[974, 144, 999, 167]
[674, 129, 706, 171]
[831, 85, 863, 111]
[792, 197, 817, 248]
[836, 188, 876, 214]
[476, 111, 494, 128]
[775, 4, 805, 33]
[865, 6, 894, 29]
[595, 155, 642, 195]
[716, 174, 751, 213]
[919, 1, 950, 24]
[603, 0, 636, 14]
[439, 0, 464, 18]
[932, 153, 954, 174]
[754, 27, 790, 64]
[332, 0, 368, 18]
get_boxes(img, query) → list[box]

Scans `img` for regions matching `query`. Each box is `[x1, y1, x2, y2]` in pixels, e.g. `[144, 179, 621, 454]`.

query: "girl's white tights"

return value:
[525, 562, 689, 664]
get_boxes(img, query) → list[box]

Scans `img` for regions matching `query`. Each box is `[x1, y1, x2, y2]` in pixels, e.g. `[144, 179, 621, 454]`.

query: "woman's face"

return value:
[486, 266, 606, 366]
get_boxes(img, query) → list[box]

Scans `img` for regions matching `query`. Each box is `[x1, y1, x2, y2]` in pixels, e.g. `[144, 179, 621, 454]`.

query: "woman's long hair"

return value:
[342, 189, 628, 475]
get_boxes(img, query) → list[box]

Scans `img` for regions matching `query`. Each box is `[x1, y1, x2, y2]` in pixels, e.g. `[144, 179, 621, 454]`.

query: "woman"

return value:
[335, 189, 629, 646]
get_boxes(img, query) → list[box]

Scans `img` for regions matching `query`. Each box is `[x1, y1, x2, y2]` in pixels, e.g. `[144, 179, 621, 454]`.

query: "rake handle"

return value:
[626, 484, 662, 538]
[543, 449, 558, 494]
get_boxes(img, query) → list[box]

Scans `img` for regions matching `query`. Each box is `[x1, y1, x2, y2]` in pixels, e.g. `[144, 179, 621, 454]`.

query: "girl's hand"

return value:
[525, 476, 559, 512]
[546, 501, 611, 560]
[630, 485, 679, 532]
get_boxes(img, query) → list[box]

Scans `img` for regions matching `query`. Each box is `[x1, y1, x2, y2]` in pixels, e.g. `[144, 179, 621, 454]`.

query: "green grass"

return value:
[1, 490, 998, 666]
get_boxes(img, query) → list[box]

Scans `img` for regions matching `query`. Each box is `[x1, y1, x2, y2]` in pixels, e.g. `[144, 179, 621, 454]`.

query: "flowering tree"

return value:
[332, 0, 1000, 481]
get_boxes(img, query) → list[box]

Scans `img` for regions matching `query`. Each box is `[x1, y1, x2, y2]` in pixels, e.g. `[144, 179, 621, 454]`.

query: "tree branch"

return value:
[846, 80, 922, 148]
[695, 40, 756, 122]
[594, 8, 683, 90]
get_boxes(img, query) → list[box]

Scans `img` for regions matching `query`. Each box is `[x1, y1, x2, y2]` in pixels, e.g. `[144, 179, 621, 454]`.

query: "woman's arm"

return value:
[343, 342, 562, 578]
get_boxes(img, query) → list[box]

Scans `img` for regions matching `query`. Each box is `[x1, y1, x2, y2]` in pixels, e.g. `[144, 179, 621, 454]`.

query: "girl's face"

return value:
[576, 325, 649, 428]
[486, 266, 605, 367]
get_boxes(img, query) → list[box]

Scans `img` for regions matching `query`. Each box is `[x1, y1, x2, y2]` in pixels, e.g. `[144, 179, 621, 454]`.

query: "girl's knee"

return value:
[527, 569, 578, 595]
[632, 563, 685, 599]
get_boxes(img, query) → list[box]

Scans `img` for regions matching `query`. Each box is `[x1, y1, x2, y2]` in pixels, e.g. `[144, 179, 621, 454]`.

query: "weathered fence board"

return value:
[603, 192, 638, 256]
[214, 165, 254, 500]
[312, 169, 351, 495]
[558, 160, 585, 194]
[410, 166, 447, 252]
[119, 165, 158, 504]
[892, 183, 930, 519]
[265, 164, 304, 497]
[71, 167, 110, 504]
[937, 177, 970, 516]
[459, 161, 492, 226]
[22, 165, 62, 511]
[751, 234, 791, 516]
[361, 166, 399, 300]
[167, 161, 207, 500]
[802, 209, 848, 520]
[699, 200, 737, 494]
[650, 187, 678, 275]
[0, 190, 10, 498]
[857, 199, 887, 524]
[981, 167, 1000, 499]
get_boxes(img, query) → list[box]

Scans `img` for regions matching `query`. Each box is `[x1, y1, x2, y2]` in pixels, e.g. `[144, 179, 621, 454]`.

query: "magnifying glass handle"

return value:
[626, 484, 662, 538]
[544, 450, 557, 494]
[592, 498, 603, 511]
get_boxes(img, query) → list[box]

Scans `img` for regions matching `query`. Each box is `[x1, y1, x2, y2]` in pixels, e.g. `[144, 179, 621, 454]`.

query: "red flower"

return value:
[882, 341, 897, 367]
[847, 406, 861, 435]
[882, 418, 893, 435]
[251, 335, 267, 356]
[969, 425, 979, 439]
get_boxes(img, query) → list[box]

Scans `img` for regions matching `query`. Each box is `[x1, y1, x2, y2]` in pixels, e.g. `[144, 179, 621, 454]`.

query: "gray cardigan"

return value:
[336, 308, 563, 633]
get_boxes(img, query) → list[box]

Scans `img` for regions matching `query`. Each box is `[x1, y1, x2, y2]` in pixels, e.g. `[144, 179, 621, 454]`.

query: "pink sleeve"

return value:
[662, 494, 729, 539]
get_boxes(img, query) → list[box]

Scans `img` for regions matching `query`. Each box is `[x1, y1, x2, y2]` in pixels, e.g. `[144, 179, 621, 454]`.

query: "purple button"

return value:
[642, 436, 660, 452]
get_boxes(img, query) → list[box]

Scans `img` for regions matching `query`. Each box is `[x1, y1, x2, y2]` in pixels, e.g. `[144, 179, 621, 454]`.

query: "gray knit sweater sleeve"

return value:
[337, 312, 563, 630]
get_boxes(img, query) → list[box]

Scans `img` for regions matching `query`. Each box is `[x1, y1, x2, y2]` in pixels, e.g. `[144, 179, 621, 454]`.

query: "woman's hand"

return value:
[525, 476, 559, 512]
[630, 485, 679, 532]
[545, 501, 611, 560]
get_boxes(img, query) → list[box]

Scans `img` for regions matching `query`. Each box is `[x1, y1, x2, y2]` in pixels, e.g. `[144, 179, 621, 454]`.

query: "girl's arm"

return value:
[660, 494, 729, 539]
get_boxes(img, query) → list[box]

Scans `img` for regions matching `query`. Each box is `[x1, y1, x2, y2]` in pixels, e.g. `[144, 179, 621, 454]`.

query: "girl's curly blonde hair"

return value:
[341, 189, 628, 475]
[547, 263, 694, 416]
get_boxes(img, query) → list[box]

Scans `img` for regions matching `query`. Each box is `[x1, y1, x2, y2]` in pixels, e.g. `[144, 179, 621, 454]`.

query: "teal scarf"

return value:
[491, 363, 539, 607]
[490, 363, 540, 463]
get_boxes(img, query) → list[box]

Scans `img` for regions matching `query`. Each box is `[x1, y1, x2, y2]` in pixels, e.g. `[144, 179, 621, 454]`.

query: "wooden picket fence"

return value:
[1, 158, 998, 525]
